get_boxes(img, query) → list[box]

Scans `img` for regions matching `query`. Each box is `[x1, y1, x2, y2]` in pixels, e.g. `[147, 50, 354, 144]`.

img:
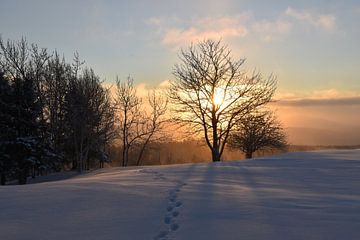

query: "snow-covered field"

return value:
[1, 149, 360, 240]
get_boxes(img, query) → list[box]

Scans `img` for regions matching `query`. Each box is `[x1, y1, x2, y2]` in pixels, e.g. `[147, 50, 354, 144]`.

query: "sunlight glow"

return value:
[213, 88, 224, 107]
[212, 87, 235, 112]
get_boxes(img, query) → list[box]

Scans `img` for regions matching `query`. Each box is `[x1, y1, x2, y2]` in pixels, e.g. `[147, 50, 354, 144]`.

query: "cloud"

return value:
[311, 89, 350, 99]
[162, 27, 248, 46]
[146, 17, 163, 27]
[316, 15, 336, 31]
[273, 91, 360, 145]
[275, 96, 360, 107]
[148, 14, 250, 47]
[158, 80, 171, 89]
[251, 19, 292, 42]
[276, 88, 360, 100]
[148, 7, 337, 47]
[147, 13, 296, 47]
[274, 88, 360, 107]
[285, 7, 336, 31]
[103, 80, 169, 99]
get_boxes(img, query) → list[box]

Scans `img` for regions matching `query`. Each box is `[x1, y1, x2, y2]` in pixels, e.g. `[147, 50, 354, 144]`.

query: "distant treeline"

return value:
[108, 142, 358, 166]
[108, 140, 289, 166]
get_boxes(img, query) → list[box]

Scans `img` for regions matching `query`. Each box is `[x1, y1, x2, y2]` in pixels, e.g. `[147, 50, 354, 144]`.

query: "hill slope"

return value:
[1, 149, 360, 240]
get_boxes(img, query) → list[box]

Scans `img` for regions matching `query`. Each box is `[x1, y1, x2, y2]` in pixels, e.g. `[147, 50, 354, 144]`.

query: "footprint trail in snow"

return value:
[154, 180, 187, 240]
[139, 169, 186, 240]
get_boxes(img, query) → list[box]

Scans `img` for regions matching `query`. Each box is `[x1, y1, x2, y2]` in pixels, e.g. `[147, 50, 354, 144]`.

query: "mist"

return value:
[273, 97, 360, 145]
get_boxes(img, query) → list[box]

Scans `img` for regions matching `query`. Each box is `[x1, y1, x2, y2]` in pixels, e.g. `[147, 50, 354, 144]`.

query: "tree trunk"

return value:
[211, 106, 220, 162]
[122, 145, 129, 167]
[245, 151, 253, 159]
[122, 125, 128, 166]
[32, 166, 35, 178]
[125, 148, 129, 166]
[79, 139, 84, 172]
[136, 147, 145, 166]
[72, 159, 78, 170]
[212, 148, 221, 162]
[136, 136, 152, 166]
[0, 173, 6, 185]
[18, 168, 27, 185]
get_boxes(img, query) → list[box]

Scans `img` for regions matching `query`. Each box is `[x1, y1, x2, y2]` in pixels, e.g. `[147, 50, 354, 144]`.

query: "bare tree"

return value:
[135, 90, 168, 166]
[115, 77, 169, 166]
[115, 76, 145, 166]
[229, 110, 287, 159]
[169, 39, 276, 162]
[42, 52, 72, 158]
[96, 86, 116, 168]
[65, 68, 114, 171]
[0, 37, 51, 113]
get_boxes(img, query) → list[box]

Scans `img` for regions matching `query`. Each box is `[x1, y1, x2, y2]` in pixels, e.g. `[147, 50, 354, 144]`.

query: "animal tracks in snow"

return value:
[139, 168, 187, 240]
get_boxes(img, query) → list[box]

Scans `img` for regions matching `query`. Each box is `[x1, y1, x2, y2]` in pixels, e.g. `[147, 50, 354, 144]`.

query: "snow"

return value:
[1, 149, 360, 240]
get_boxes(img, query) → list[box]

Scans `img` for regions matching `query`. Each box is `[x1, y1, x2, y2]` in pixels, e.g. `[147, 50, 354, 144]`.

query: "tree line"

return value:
[0, 37, 286, 185]
[0, 38, 117, 184]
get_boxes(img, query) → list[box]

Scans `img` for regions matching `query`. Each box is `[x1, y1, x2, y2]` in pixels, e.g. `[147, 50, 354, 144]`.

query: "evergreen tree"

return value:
[0, 38, 58, 184]
[0, 71, 15, 185]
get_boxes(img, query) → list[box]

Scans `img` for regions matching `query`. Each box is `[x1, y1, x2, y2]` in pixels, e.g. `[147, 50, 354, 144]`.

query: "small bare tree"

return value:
[169, 39, 276, 162]
[115, 76, 144, 166]
[136, 90, 168, 165]
[229, 110, 287, 159]
[115, 77, 168, 166]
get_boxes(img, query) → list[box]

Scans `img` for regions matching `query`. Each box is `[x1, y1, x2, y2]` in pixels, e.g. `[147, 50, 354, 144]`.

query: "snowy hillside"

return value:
[1, 149, 360, 240]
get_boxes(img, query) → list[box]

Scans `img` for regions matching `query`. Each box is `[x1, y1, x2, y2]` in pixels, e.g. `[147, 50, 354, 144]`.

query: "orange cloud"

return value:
[275, 88, 360, 101]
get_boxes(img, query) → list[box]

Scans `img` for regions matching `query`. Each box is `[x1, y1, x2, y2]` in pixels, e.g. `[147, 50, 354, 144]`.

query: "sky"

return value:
[1, 0, 359, 145]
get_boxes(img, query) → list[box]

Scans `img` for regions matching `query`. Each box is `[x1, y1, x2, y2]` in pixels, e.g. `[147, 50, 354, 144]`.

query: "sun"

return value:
[213, 88, 225, 107]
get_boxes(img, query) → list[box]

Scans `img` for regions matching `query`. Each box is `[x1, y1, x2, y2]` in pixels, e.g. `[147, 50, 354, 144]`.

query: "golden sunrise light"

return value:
[213, 88, 225, 107]
[1, 1, 359, 240]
